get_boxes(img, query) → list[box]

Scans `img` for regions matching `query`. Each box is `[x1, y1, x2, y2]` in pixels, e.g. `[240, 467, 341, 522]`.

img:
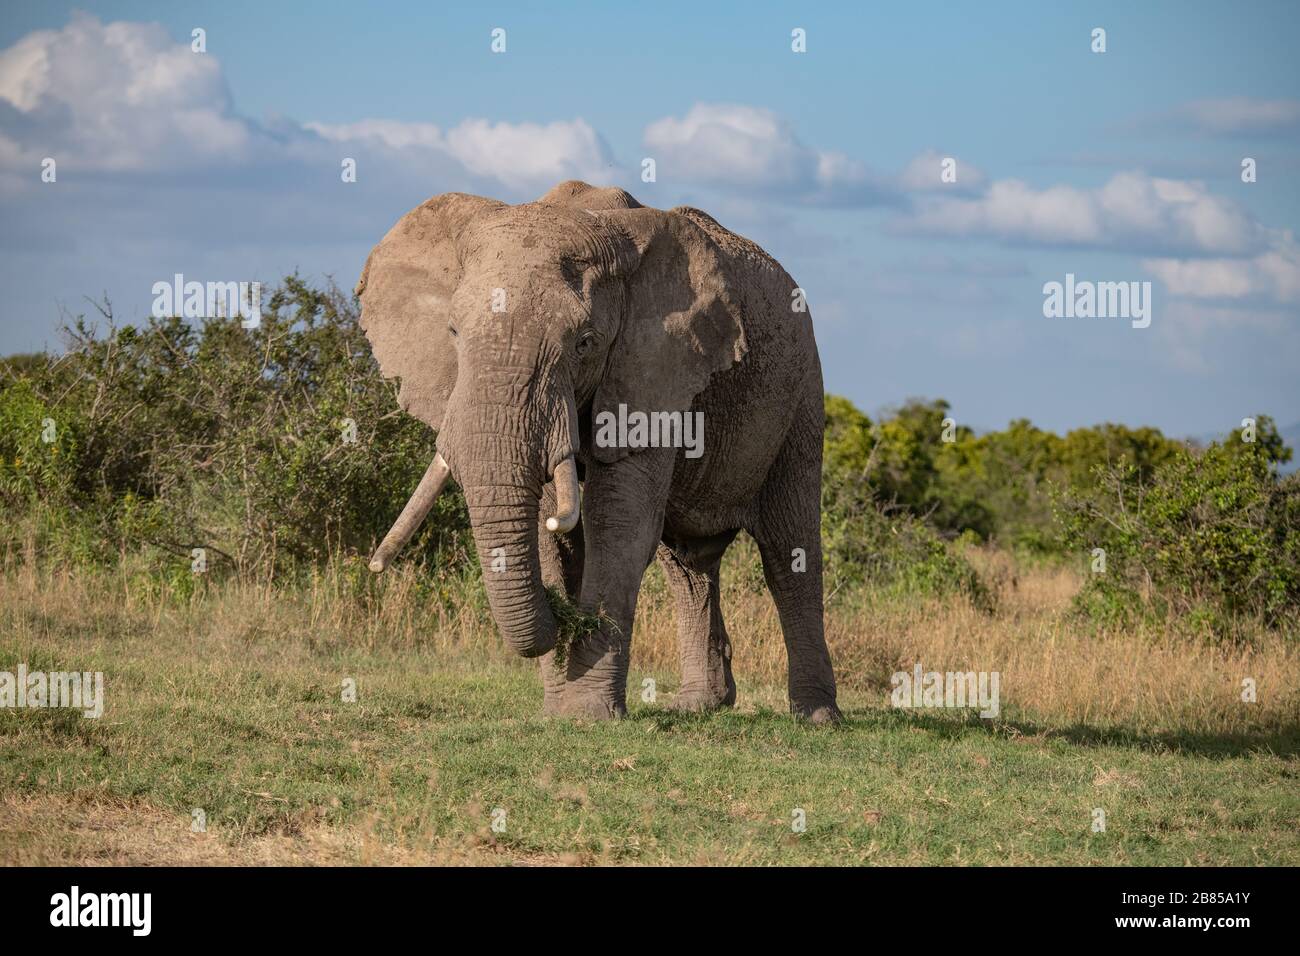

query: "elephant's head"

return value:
[356, 181, 746, 658]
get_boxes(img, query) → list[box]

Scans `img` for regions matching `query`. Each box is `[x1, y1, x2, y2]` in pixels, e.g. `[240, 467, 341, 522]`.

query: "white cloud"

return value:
[644, 103, 814, 186]
[899, 171, 1269, 256]
[899, 168, 1299, 304]
[641, 105, 987, 205]
[431, 117, 613, 189]
[0, 13, 253, 172]
[904, 178, 1100, 243]
[308, 117, 614, 192]
[303, 119, 444, 151]
[1143, 235, 1300, 305]
[1172, 97, 1300, 136]
[0, 14, 615, 194]
[1258, 242, 1300, 302]
[642, 102, 897, 206]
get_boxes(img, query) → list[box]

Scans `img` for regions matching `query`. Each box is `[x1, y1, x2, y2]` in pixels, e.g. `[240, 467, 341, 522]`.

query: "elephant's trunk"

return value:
[462, 479, 558, 658]
[443, 366, 579, 659]
[368, 452, 452, 573]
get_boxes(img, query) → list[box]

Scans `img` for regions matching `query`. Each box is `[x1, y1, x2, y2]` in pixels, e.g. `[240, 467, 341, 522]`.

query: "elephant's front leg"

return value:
[558, 448, 676, 719]
[536, 482, 584, 715]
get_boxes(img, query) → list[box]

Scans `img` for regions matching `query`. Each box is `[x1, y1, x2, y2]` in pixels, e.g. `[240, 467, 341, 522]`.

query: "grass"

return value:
[545, 585, 613, 668]
[1, 547, 1297, 866]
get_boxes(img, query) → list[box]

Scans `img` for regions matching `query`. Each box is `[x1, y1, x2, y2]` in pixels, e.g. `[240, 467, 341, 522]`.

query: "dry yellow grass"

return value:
[3, 542, 1295, 737]
[637, 544, 1298, 736]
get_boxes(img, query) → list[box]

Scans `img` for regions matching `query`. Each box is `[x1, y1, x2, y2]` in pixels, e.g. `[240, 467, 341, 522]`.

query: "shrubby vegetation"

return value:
[1058, 445, 1299, 633]
[822, 394, 1296, 634]
[0, 279, 472, 580]
[820, 396, 990, 609]
[2, 278, 1295, 636]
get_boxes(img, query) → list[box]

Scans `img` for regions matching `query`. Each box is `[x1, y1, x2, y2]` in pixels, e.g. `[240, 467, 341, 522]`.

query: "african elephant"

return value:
[356, 179, 840, 723]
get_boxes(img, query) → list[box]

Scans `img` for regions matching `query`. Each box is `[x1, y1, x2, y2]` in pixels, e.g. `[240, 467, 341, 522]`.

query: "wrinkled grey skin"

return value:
[357, 180, 840, 722]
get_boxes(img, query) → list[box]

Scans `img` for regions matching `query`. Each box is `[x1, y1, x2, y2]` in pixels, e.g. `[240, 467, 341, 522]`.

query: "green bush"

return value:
[1059, 441, 1300, 633]
[0, 377, 83, 505]
[822, 396, 992, 608]
[820, 393, 1298, 566]
[1, 278, 473, 580]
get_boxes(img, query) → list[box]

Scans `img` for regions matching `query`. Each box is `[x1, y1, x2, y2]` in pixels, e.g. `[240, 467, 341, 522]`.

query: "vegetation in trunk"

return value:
[545, 586, 617, 668]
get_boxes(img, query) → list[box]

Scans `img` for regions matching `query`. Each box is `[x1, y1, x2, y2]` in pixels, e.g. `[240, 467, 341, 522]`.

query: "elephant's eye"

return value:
[447, 321, 458, 338]
[575, 330, 596, 358]
[560, 256, 591, 297]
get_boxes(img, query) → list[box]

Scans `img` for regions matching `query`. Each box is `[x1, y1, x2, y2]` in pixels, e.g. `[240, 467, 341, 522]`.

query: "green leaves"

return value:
[821, 392, 1296, 633]
[0, 378, 82, 504]
[0, 277, 474, 582]
[1061, 442, 1299, 633]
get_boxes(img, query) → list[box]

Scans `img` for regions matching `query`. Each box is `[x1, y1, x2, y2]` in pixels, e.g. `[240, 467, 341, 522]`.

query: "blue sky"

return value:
[1, 1, 1297, 436]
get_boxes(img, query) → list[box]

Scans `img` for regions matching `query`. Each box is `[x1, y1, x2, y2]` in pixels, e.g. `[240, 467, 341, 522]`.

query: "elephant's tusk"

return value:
[369, 453, 452, 572]
[545, 455, 581, 534]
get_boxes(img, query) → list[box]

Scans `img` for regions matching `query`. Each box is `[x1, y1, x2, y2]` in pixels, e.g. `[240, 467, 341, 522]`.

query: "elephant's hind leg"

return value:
[657, 530, 739, 712]
[750, 407, 842, 724]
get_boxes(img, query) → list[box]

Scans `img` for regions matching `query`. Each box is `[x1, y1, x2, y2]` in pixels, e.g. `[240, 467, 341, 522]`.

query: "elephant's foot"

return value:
[668, 689, 733, 713]
[790, 697, 844, 725]
[555, 692, 627, 720]
[551, 628, 629, 720]
[669, 674, 736, 713]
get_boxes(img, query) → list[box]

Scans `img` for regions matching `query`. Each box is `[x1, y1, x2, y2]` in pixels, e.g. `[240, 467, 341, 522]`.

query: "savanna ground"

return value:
[2, 542, 1296, 866]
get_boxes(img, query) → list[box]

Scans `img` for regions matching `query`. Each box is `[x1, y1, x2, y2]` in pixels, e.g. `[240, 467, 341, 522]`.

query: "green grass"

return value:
[2, 602, 1296, 866]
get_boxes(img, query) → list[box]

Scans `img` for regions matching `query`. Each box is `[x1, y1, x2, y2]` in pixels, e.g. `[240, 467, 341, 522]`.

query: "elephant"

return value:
[356, 179, 841, 723]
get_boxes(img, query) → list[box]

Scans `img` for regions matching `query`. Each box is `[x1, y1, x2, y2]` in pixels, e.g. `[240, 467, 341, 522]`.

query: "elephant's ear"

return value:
[356, 192, 504, 430]
[589, 207, 747, 464]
